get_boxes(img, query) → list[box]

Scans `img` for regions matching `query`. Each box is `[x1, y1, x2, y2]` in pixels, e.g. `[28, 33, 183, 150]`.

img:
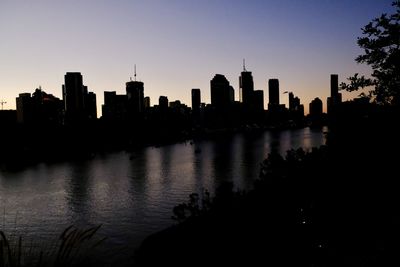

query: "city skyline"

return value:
[0, 0, 393, 114]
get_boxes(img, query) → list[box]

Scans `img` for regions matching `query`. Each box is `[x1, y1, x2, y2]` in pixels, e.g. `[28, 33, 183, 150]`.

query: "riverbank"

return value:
[135, 107, 400, 266]
[0, 122, 315, 170]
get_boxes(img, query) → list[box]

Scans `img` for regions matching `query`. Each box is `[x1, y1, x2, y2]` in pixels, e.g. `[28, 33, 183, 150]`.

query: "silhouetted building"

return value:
[287, 92, 302, 113]
[239, 62, 254, 106]
[228, 86, 234, 103]
[126, 79, 144, 115]
[159, 96, 168, 110]
[310, 97, 323, 118]
[85, 91, 97, 119]
[284, 91, 304, 124]
[210, 74, 234, 109]
[102, 91, 128, 121]
[63, 72, 85, 121]
[298, 104, 304, 117]
[144, 96, 150, 109]
[169, 100, 181, 108]
[32, 88, 63, 124]
[62, 72, 96, 122]
[327, 74, 342, 115]
[16, 88, 63, 124]
[16, 93, 32, 124]
[288, 92, 295, 111]
[268, 79, 280, 107]
[253, 90, 264, 111]
[191, 88, 201, 111]
[331, 74, 338, 96]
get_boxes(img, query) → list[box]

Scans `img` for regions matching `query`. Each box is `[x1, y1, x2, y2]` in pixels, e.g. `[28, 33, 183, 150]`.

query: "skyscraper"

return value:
[253, 90, 264, 111]
[144, 96, 151, 109]
[85, 92, 97, 119]
[310, 97, 323, 117]
[126, 66, 144, 115]
[16, 93, 32, 124]
[330, 74, 339, 97]
[289, 92, 295, 111]
[268, 79, 279, 106]
[239, 61, 254, 106]
[191, 88, 201, 111]
[62, 72, 97, 122]
[159, 96, 168, 110]
[210, 74, 234, 109]
[126, 80, 144, 114]
[102, 91, 128, 121]
[327, 74, 342, 115]
[63, 72, 85, 116]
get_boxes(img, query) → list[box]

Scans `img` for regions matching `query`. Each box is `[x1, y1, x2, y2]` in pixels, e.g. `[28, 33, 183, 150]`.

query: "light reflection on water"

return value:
[0, 127, 326, 258]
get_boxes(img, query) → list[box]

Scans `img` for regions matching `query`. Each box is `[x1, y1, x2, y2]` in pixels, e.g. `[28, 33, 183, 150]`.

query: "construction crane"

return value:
[0, 100, 6, 110]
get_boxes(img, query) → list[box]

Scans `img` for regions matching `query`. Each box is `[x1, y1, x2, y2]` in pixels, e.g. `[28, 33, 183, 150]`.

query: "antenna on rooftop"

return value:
[134, 64, 137, 81]
[243, 58, 246, 71]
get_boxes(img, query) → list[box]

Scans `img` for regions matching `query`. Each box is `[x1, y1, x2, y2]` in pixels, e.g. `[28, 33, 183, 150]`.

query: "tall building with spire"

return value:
[126, 65, 144, 115]
[239, 59, 254, 107]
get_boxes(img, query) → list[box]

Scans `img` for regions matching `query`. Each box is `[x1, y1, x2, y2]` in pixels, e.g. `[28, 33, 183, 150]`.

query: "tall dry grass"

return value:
[0, 224, 105, 267]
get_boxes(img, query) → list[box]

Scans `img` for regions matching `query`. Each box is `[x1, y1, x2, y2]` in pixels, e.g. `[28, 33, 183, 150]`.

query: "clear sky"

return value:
[0, 0, 394, 114]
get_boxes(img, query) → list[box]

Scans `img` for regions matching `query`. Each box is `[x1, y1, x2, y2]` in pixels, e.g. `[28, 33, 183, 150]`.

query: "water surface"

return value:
[0, 127, 326, 261]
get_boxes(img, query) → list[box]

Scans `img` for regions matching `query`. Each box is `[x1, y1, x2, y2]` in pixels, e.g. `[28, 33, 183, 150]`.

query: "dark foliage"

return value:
[136, 106, 400, 266]
[341, 1, 400, 105]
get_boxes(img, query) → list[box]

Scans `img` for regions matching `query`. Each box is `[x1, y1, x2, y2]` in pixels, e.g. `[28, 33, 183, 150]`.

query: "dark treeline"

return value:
[136, 104, 400, 266]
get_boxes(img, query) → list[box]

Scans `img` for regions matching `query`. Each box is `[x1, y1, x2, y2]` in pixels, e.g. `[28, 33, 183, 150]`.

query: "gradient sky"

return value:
[0, 0, 394, 114]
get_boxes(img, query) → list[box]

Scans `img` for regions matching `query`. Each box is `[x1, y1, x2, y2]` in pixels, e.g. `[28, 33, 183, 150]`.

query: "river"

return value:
[0, 127, 327, 263]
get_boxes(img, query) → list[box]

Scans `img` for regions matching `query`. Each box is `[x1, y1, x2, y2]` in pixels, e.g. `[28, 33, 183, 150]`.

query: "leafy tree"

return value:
[341, 1, 400, 105]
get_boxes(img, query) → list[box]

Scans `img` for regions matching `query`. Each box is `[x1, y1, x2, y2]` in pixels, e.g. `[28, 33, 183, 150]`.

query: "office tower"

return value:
[102, 91, 117, 120]
[327, 74, 342, 114]
[62, 72, 96, 122]
[287, 91, 302, 112]
[169, 100, 181, 108]
[159, 96, 168, 110]
[85, 92, 97, 119]
[16, 93, 32, 123]
[126, 80, 144, 114]
[228, 86, 235, 103]
[191, 88, 201, 111]
[31, 87, 63, 124]
[239, 60, 254, 106]
[63, 72, 85, 115]
[126, 66, 144, 115]
[268, 79, 279, 106]
[331, 74, 338, 97]
[144, 96, 150, 109]
[253, 90, 264, 111]
[210, 74, 234, 109]
[310, 97, 323, 117]
[17, 88, 64, 124]
[102, 91, 128, 121]
[298, 104, 305, 118]
[289, 92, 295, 111]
